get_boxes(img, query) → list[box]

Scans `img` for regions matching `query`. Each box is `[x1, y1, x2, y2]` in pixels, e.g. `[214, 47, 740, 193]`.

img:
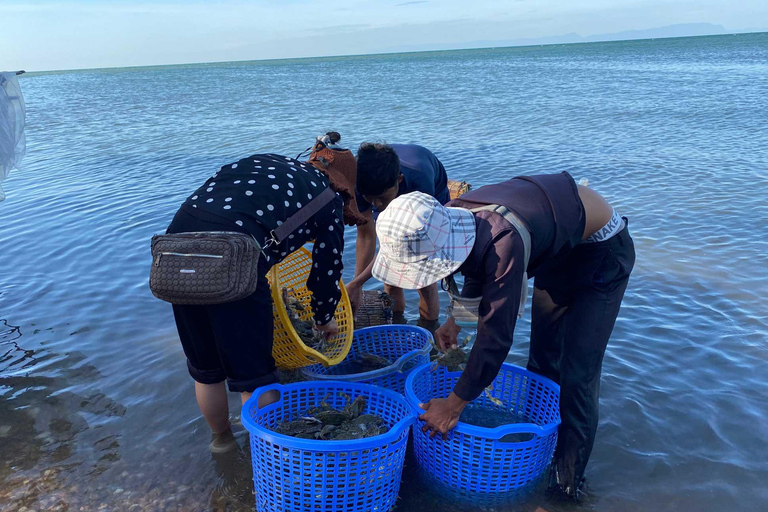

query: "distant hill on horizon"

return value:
[385, 23, 762, 53]
[20, 24, 767, 74]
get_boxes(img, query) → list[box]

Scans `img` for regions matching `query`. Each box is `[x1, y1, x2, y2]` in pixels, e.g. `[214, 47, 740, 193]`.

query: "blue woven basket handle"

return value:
[386, 325, 433, 373]
[478, 422, 557, 441]
[409, 402, 425, 417]
[407, 413, 555, 441]
[251, 383, 286, 413]
[390, 345, 432, 373]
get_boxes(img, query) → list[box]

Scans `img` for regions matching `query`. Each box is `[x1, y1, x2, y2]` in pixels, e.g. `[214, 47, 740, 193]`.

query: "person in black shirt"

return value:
[166, 151, 353, 452]
[346, 143, 450, 333]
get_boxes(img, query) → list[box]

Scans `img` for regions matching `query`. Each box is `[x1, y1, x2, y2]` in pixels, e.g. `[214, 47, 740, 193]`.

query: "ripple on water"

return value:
[3, 33, 768, 511]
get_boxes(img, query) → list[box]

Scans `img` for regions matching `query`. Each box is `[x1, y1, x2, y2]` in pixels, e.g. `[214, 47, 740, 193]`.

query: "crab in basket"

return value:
[347, 352, 393, 373]
[281, 287, 330, 353]
[273, 393, 387, 440]
[430, 335, 471, 371]
[430, 335, 504, 408]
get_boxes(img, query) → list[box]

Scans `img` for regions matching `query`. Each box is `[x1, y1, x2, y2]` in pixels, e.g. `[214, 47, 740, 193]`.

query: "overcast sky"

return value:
[3, 0, 767, 71]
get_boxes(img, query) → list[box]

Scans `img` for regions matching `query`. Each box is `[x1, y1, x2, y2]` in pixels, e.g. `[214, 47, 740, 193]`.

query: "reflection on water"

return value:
[2, 33, 768, 511]
[0, 321, 126, 508]
[0, 317, 259, 511]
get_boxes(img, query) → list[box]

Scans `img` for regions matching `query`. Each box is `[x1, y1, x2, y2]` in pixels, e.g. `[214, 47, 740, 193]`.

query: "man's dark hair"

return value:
[356, 143, 400, 196]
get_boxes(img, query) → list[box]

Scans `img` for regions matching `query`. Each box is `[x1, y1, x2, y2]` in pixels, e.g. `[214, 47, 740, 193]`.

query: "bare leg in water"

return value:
[385, 282, 441, 331]
[196, 383, 280, 452]
[196, 381, 231, 434]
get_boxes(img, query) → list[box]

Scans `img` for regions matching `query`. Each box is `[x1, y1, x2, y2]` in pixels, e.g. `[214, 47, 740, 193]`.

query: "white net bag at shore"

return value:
[0, 72, 27, 201]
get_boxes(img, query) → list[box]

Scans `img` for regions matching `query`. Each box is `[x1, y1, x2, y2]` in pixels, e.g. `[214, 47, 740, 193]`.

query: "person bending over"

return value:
[372, 173, 635, 498]
[164, 139, 365, 453]
[345, 142, 450, 333]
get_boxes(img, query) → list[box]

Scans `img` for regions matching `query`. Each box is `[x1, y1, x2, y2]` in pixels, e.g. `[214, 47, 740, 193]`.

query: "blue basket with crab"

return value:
[301, 325, 432, 395]
[243, 381, 414, 512]
[404, 362, 560, 499]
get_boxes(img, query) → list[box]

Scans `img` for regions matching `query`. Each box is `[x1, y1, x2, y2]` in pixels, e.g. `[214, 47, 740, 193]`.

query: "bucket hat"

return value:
[372, 192, 476, 289]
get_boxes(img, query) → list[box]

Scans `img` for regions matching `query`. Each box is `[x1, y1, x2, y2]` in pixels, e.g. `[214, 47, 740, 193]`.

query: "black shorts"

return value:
[167, 208, 278, 393]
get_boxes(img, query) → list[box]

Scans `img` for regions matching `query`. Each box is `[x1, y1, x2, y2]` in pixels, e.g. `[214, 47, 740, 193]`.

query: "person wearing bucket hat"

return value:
[372, 192, 476, 290]
[345, 143, 450, 334]
[374, 173, 635, 499]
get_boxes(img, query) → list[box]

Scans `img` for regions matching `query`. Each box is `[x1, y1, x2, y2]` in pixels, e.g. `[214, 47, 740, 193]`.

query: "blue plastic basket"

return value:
[301, 325, 432, 395]
[405, 363, 560, 499]
[242, 381, 414, 512]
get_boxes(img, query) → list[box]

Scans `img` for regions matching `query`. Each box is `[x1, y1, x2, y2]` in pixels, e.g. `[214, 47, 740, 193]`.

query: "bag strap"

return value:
[469, 204, 532, 319]
[443, 273, 460, 297]
[469, 205, 531, 268]
[269, 186, 336, 245]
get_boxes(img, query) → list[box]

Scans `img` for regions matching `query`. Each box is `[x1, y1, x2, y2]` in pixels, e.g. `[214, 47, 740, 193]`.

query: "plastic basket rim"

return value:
[405, 362, 561, 439]
[269, 246, 353, 367]
[242, 381, 416, 451]
[300, 325, 433, 381]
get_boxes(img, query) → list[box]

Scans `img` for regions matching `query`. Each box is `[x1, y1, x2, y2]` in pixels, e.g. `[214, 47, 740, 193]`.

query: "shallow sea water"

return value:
[1, 33, 767, 511]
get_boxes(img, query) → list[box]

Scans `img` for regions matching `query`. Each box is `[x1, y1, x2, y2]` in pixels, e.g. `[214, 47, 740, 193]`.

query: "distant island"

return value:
[385, 23, 760, 53]
[17, 22, 767, 74]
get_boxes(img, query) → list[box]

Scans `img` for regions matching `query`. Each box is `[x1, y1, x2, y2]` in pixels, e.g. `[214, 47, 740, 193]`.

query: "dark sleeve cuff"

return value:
[311, 290, 341, 326]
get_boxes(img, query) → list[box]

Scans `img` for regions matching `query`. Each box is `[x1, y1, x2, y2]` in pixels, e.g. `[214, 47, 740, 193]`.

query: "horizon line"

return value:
[19, 29, 767, 76]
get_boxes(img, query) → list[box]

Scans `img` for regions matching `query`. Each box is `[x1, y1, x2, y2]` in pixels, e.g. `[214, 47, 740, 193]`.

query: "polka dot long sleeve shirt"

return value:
[180, 154, 345, 325]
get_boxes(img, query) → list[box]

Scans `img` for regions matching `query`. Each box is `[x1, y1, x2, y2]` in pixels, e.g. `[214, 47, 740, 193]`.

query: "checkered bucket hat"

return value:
[372, 192, 477, 289]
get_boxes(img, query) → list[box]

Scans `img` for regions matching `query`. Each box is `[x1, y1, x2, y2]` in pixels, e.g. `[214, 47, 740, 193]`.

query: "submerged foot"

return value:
[416, 316, 441, 336]
[210, 427, 238, 454]
[547, 436, 585, 500]
[547, 458, 585, 500]
[392, 311, 408, 324]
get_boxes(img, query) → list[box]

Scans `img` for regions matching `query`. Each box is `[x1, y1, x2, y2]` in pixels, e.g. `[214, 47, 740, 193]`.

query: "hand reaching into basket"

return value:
[418, 392, 467, 438]
[316, 318, 338, 338]
[345, 280, 363, 318]
[434, 317, 461, 351]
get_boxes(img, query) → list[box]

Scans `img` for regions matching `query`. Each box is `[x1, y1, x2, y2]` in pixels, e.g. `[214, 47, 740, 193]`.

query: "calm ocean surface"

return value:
[1, 33, 767, 511]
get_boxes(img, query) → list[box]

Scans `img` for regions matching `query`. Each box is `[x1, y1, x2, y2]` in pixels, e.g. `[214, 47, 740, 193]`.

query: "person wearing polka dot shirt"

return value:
[165, 152, 349, 452]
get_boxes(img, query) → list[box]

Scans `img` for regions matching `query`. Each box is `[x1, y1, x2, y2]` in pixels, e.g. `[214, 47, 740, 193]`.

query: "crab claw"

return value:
[483, 386, 505, 408]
